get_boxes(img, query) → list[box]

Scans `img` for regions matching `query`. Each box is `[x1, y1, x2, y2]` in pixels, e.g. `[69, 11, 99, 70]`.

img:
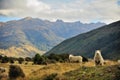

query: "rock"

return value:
[99, 73, 104, 76]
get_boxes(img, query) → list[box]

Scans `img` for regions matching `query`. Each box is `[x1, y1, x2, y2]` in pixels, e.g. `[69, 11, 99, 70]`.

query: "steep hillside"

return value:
[47, 20, 120, 59]
[0, 17, 105, 57]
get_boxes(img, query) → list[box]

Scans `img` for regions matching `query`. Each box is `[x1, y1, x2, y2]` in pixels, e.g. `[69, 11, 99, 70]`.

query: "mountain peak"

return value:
[56, 19, 64, 23]
[23, 16, 33, 20]
[74, 21, 82, 24]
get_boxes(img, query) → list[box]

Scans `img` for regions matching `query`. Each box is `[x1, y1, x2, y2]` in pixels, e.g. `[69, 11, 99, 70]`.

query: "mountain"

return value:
[50, 20, 105, 38]
[46, 20, 120, 60]
[0, 17, 105, 57]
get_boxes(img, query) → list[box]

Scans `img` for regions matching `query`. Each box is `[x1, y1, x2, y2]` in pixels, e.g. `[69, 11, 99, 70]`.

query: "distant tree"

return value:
[9, 65, 25, 79]
[18, 57, 24, 64]
[1, 56, 9, 63]
[59, 54, 69, 62]
[10, 59, 14, 64]
[0, 55, 2, 60]
[33, 54, 41, 64]
[47, 53, 69, 62]
[47, 53, 60, 61]
[25, 57, 32, 61]
[9, 57, 15, 64]
[33, 54, 47, 65]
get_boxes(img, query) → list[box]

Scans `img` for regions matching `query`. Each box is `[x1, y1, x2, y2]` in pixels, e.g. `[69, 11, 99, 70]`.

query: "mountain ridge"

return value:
[46, 20, 120, 59]
[0, 17, 105, 57]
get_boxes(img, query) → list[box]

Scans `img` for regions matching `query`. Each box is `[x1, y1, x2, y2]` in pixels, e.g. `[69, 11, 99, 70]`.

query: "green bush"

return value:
[1, 56, 9, 63]
[0, 55, 2, 60]
[47, 53, 69, 63]
[18, 57, 24, 64]
[9, 65, 25, 79]
[25, 57, 32, 61]
[10, 59, 14, 64]
[9, 57, 15, 64]
[33, 54, 47, 65]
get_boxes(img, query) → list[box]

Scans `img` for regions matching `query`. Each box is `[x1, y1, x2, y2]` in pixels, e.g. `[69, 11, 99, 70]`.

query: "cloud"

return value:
[0, 0, 120, 23]
[50, 0, 120, 23]
[0, 0, 51, 17]
[0, 0, 27, 9]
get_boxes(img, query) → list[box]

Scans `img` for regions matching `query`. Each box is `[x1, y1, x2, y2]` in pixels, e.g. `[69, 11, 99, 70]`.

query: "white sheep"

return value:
[94, 50, 104, 66]
[118, 60, 120, 64]
[69, 54, 83, 63]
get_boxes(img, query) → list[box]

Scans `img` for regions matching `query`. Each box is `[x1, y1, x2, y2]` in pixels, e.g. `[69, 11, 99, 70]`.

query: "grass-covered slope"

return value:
[47, 20, 120, 59]
[29, 61, 119, 80]
[0, 60, 119, 80]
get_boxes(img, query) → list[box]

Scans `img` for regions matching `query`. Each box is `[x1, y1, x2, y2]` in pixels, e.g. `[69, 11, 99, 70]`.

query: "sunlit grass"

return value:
[0, 60, 119, 80]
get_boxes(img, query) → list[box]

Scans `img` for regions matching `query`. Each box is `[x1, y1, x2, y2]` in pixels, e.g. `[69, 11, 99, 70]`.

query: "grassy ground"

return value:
[62, 65, 120, 80]
[29, 60, 119, 80]
[0, 60, 119, 80]
[0, 61, 44, 76]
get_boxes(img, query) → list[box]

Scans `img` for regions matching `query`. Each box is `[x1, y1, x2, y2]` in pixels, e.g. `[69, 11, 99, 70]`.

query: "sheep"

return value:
[94, 50, 104, 66]
[118, 60, 120, 64]
[69, 54, 83, 63]
[0, 67, 6, 73]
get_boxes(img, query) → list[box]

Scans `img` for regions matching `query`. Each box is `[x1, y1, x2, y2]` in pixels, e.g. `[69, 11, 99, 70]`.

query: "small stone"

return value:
[99, 73, 104, 76]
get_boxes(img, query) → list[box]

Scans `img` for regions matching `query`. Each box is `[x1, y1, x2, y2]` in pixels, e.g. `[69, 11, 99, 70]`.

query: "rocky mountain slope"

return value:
[0, 17, 105, 57]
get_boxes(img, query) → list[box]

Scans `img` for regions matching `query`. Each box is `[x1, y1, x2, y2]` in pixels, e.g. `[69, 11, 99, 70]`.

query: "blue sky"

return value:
[117, 0, 120, 5]
[0, 0, 120, 23]
[0, 16, 20, 22]
[41, 0, 73, 4]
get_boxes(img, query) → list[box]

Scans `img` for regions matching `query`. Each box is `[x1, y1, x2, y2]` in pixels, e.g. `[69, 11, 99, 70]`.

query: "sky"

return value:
[0, 0, 120, 23]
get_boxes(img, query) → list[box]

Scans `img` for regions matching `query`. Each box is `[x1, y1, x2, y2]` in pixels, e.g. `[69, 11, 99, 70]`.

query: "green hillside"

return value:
[46, 20, 120, 59]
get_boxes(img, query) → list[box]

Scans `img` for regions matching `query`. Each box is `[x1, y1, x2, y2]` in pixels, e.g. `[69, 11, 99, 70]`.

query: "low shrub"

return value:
[9, 65, 25, 79]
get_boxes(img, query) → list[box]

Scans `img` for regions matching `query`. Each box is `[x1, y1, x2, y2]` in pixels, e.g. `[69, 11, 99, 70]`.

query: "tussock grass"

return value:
[30, 62, 82, 79]
[0, 60, 119, 80]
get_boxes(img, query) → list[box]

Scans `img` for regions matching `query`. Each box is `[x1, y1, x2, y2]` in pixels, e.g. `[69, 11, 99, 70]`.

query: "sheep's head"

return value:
[69, 54, 73, 57]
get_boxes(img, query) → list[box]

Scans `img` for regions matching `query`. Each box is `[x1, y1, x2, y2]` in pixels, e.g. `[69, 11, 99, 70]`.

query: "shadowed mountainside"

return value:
[46, 20, 120, 60]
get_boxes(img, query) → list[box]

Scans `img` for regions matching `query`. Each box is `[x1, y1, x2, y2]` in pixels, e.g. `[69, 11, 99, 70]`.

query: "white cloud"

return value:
[0, 0, 120, 23]
[0, 0, 51, 17]
[50, 0, 120, 23]
[26, 0, 50, 12]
